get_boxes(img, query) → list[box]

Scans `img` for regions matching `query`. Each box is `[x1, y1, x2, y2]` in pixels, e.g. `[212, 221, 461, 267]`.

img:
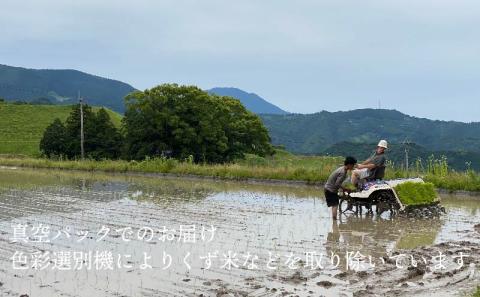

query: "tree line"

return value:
[40, 84, 274, 163]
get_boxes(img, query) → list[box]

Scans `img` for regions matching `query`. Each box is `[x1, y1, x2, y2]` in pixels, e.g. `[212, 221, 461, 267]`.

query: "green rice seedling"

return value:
[394, 182, 437, 206]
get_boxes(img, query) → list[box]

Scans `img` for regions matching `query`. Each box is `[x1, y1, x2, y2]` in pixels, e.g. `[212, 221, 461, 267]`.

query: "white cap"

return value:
[377, 140, 388, 149]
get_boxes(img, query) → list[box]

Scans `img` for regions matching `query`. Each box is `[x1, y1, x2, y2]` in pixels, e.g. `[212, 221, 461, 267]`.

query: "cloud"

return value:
[1, 0, 479, 121]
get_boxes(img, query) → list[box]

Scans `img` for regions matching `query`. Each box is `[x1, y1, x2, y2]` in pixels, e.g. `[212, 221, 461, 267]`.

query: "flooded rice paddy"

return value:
[0, 167, 478, 297]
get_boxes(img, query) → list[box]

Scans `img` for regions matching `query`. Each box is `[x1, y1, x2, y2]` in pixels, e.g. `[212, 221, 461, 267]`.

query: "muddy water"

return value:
[0, 168, 478, 297]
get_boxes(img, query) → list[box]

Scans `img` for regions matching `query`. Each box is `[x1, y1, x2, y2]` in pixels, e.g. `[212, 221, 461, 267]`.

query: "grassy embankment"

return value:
[0, 150, 340, 183]
[0, 150, 479, 192]
[0, 102, 122, 156]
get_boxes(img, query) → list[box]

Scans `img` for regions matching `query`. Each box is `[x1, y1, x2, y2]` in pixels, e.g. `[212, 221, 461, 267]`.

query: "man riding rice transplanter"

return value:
[324, 156, 357, 220]
[351, 140, 388, 189]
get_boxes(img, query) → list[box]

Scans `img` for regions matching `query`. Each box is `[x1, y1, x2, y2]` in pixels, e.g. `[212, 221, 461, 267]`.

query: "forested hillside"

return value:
[0, 64, 135, 112]
[260, 109, 480, 154]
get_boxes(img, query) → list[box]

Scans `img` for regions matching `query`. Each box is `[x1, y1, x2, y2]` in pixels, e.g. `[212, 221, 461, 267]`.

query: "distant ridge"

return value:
[0, 64, 136, 113]
[260, 108, 480, 154]
[0, 65, 290, 115]
[208, 87, 288, 115]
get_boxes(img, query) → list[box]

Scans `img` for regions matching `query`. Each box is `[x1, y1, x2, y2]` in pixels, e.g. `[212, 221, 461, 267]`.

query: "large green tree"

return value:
[122, 84, 273, 162]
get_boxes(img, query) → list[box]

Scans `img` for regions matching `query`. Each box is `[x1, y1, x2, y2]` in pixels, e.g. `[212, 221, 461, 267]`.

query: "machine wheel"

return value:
[339, 197, 353, 214]
[372, 190, 399, 216]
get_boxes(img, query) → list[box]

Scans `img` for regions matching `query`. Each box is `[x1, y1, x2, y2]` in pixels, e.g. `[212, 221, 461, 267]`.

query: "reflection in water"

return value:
[325, 215, 444, 271]
[0, 167, 478, 296]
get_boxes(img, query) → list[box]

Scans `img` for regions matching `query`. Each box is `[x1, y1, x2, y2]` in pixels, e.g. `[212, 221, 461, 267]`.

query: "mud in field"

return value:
[0, 168, 479, 297]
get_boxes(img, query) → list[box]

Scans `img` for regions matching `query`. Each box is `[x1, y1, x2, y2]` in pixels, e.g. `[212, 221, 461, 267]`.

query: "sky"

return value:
[1, 0, 479, 122]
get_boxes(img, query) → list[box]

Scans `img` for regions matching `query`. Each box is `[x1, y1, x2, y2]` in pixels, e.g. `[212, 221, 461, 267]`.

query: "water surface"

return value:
[0, 168, 478, 297]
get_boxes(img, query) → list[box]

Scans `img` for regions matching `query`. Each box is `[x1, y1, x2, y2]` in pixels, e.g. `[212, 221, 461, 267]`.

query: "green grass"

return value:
[0, 151, 478, 192]
[0, 102, 122, 156]
[0, 152, 341, 184]
[386, 157, 480, 192]
[394, 182, 437, 206]
[472, 287, 480, 297]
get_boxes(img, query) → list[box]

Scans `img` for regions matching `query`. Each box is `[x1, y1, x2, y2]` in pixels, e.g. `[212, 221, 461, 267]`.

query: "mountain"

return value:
[323, 141, 480, 171]
[0, 101, 122, 156]
[260, 109, 480, 154]
[0, 64, 136, 113]
[208, 87, 288, 115]
[0, 65, 287, 115]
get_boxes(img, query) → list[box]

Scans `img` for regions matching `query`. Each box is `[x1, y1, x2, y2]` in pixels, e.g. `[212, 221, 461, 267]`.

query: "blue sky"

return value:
[1, 0, 479, 122]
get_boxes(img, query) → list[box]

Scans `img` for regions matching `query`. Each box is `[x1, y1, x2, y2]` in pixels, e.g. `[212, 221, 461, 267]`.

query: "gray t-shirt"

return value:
[325, 166, 348, 193]
[367, 152, 386, 168]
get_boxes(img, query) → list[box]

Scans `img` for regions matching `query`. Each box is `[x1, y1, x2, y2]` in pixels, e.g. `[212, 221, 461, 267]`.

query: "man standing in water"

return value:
[324, 156, 357, 220]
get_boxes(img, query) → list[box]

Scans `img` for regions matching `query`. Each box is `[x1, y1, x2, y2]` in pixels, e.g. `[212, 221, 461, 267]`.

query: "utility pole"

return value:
[405, 146, 409, 171]
[79, 91, 85, 161]
[402, 139, 411, 171]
